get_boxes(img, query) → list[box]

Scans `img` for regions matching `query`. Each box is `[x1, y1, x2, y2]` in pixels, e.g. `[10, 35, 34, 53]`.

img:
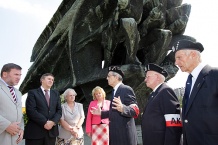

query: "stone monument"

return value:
[20, 0, 194, 123]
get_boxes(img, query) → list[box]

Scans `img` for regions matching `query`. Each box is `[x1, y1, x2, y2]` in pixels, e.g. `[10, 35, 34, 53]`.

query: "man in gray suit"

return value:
[173, 39, 218, 145]
[0, 63, 24, 145]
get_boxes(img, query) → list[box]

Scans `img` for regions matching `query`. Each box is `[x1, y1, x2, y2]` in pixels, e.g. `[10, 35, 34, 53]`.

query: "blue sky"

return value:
[1, 0, 218, 95]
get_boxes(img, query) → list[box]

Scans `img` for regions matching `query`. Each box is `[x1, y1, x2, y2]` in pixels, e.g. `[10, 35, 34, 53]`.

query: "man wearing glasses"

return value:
[91, 66, 139, 145]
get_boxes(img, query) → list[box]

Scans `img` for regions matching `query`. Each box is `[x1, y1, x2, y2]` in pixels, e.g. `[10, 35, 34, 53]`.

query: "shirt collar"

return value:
[191, 62, 206, 79]
[153, 82, 163, 92]
[41, 86, 50, 92]
[113, 82, 122, 93]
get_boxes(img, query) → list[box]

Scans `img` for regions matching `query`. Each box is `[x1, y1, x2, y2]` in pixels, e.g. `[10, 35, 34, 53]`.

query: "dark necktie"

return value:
[8, 86, 17, 103]
[110, 89, 115, 108]
[111, 89, 114, 100]
[44, 90, 50, 106]
[184, 74, 192, 111]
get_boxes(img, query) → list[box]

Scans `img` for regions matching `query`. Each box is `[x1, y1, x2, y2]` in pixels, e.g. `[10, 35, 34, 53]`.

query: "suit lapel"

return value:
[63, 103, 73, 114]
[143, 84, 163, 113]
[37, 88, 49, 107]
[185, 65, 210, 115]
[115, 84, 122, 98]
[143, 92, 154, 112]
[0, 79, 16, 103]
[110, 84, 122, 108]
[49, 90, 53, 107]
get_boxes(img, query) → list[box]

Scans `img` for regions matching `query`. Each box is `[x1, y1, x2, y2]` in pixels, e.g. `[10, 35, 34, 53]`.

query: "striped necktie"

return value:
[8, 86, 17, 103]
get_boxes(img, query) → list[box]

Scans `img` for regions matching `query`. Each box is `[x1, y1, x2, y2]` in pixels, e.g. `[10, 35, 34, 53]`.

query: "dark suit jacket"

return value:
[182, 65, 218, 145]
[24, 88, 62, 139]
[102, 83, 138, 145]
[141, 83, 182, 145]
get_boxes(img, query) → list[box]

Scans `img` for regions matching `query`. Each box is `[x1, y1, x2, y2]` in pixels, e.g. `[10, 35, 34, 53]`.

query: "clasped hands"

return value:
[90, 96, 124, 114]
[69, 126, 79, 138]
[44, 120, 55, 130]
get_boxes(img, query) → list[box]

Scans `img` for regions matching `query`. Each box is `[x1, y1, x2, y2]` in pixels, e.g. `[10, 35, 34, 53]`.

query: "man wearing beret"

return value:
[173, 39, 218, 145]
[91, 66, 139, 145]
[141, 63, 182, 145]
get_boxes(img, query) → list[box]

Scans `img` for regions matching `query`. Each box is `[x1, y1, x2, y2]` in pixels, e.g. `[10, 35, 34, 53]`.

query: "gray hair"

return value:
[63, 88, 77, 100]
[1, 63, 22, 77]
[158, 73, 166, 82]
[184, 49, 202, 62]
[111, 72, 123, 81]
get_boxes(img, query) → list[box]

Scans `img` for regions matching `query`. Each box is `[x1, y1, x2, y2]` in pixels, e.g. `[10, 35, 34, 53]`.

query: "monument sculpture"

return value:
[20, 0, 193, 122]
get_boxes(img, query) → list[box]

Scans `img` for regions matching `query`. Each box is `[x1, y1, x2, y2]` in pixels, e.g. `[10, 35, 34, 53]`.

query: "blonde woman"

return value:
[86, 86, 110, 145]
[56, 88, 85, 145]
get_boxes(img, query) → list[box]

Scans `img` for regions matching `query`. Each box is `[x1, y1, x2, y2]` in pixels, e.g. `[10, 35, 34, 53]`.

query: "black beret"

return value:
[145, 63, 168, 78]
[172, 39, 204, 53]
[108, 66, 124, 78]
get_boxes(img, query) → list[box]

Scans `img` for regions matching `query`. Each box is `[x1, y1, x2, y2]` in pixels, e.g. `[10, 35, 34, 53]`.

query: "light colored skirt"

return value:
[56, 136, 84, 145]
[91, 124, 109, 145]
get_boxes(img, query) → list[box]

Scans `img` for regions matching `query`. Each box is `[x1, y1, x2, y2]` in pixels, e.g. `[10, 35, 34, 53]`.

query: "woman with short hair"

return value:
[56, 88, 85, 145]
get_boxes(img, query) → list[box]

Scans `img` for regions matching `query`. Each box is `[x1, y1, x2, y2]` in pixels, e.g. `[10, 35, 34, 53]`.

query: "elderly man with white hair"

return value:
[141, 63, 182, 145]
[173, 39, 218, 145]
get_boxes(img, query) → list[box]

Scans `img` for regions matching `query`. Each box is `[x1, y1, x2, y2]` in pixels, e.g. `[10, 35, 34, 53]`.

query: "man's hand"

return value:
[16, 129, 24, 144]
[6, 122, 21, 136]
[112, 96, 124, 112]
[70, 126, 79, 138]
[90, 106, 101, 115]
[44, 121, 55, 130]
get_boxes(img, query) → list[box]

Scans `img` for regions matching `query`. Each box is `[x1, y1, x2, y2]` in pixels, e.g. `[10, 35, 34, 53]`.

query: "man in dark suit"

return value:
[173, 39, 218, 145]
[91, 66, 139, 145]
[141, 63, 182, 145]
[24, 73, 62, 145]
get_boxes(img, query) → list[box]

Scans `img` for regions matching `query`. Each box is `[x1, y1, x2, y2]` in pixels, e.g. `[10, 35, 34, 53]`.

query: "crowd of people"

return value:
[1, 39, 218, 145]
